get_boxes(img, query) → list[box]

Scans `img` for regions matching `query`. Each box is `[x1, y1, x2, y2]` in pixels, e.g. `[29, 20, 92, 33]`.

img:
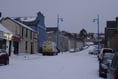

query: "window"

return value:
[25, 41, 27, 50]
[30, 31, 32, 39]
[26, 29, 28, 37]
[22, 27, 24, 38]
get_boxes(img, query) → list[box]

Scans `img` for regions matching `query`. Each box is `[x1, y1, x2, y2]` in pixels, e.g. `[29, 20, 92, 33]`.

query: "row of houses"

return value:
[0, 11, 85, 56]
[46, 28, 84, 52]
[0, 11, 45, 56]
[0, 17, 37, 55]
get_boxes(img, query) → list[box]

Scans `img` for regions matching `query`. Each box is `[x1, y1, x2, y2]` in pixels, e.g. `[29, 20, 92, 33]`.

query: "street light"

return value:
[93, 14, 100, 54]
[56, 14, 63, 49]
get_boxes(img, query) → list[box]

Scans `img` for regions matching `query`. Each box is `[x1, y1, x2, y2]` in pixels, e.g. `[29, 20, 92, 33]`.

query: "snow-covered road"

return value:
[0, 46, 103, 79]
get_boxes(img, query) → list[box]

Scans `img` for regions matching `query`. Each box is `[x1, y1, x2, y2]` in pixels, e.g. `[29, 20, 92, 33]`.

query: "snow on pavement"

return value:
[0, 45, 103, 79]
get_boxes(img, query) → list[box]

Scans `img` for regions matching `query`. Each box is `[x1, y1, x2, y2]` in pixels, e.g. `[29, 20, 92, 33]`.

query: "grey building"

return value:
[105, 19, 118, 51]
[46, 27, 84, 52]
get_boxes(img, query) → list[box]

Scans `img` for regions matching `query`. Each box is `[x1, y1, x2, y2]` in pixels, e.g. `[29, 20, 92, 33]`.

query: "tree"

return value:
[79, 28, 87, 39]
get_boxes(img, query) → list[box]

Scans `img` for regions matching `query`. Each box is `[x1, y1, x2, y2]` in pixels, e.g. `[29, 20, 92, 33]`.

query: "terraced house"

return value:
[0, 17, 37, 56]
[15, 11, 47, 53]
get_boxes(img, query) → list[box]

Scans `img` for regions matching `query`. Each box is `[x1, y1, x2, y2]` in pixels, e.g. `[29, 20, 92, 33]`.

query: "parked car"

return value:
[0, 49, 9, 65]
[98, 48, 113, 61]
[107, 52, 118, 79]
[88, 48, 101, 55]
[99, 53, 114, 78]
[69, 49, 75, 53]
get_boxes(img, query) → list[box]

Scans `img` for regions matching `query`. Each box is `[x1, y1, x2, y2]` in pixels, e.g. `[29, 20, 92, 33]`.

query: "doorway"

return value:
[13, 41, 19, 55]
[31, 42, 33, 54]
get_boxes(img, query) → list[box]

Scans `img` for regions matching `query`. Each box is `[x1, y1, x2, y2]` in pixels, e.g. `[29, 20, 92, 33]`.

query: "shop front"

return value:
[12, 35, 21, 55]
[0, 31, 13, 56]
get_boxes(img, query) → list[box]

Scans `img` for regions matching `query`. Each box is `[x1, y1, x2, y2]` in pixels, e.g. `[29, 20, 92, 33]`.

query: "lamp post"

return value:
[56, 14, 63, 49]
[93, 14, 100, 54]
[56, 14, 59, 49]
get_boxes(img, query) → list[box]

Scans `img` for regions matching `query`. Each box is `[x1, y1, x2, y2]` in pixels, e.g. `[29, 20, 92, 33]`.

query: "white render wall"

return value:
[1, 18, 37, 54]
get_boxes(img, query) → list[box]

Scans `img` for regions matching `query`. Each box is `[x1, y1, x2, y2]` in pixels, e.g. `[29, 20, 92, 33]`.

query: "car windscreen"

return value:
[103, 49, 113, 53]
[102, 53, 114, 64]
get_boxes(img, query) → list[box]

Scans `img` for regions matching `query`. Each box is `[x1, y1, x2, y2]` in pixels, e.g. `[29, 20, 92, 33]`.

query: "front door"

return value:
[13, 41, 19, 55]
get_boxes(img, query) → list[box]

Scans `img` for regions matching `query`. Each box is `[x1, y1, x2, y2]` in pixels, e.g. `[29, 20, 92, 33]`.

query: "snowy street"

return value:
[0, 46, 103, 79]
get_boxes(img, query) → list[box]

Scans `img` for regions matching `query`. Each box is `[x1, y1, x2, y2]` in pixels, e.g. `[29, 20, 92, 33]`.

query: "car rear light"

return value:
[114, 72, 118, 79]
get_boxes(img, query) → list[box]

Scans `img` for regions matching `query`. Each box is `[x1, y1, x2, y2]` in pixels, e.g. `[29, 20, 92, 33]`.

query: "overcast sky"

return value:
[0, 0, 118, 33]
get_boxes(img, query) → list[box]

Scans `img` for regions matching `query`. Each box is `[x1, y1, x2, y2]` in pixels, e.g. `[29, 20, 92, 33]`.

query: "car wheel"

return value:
[52, 53, 54, 56]
[42, 53, 45, 56]
[53, 52, 58, 56]
[99, 72, 102, 77]
[99, 71, 106, 78]
[4, 59, 9, 65]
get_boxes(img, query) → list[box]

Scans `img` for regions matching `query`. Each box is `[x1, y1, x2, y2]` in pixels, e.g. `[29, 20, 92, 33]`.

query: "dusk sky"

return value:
[0, 0, 118, 33]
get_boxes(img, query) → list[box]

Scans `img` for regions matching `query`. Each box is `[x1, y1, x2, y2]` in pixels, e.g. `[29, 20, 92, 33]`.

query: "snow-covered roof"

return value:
[20, 17, 36, 22]
[10, 18, 36, 32]
[0, 24, 13, 34]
